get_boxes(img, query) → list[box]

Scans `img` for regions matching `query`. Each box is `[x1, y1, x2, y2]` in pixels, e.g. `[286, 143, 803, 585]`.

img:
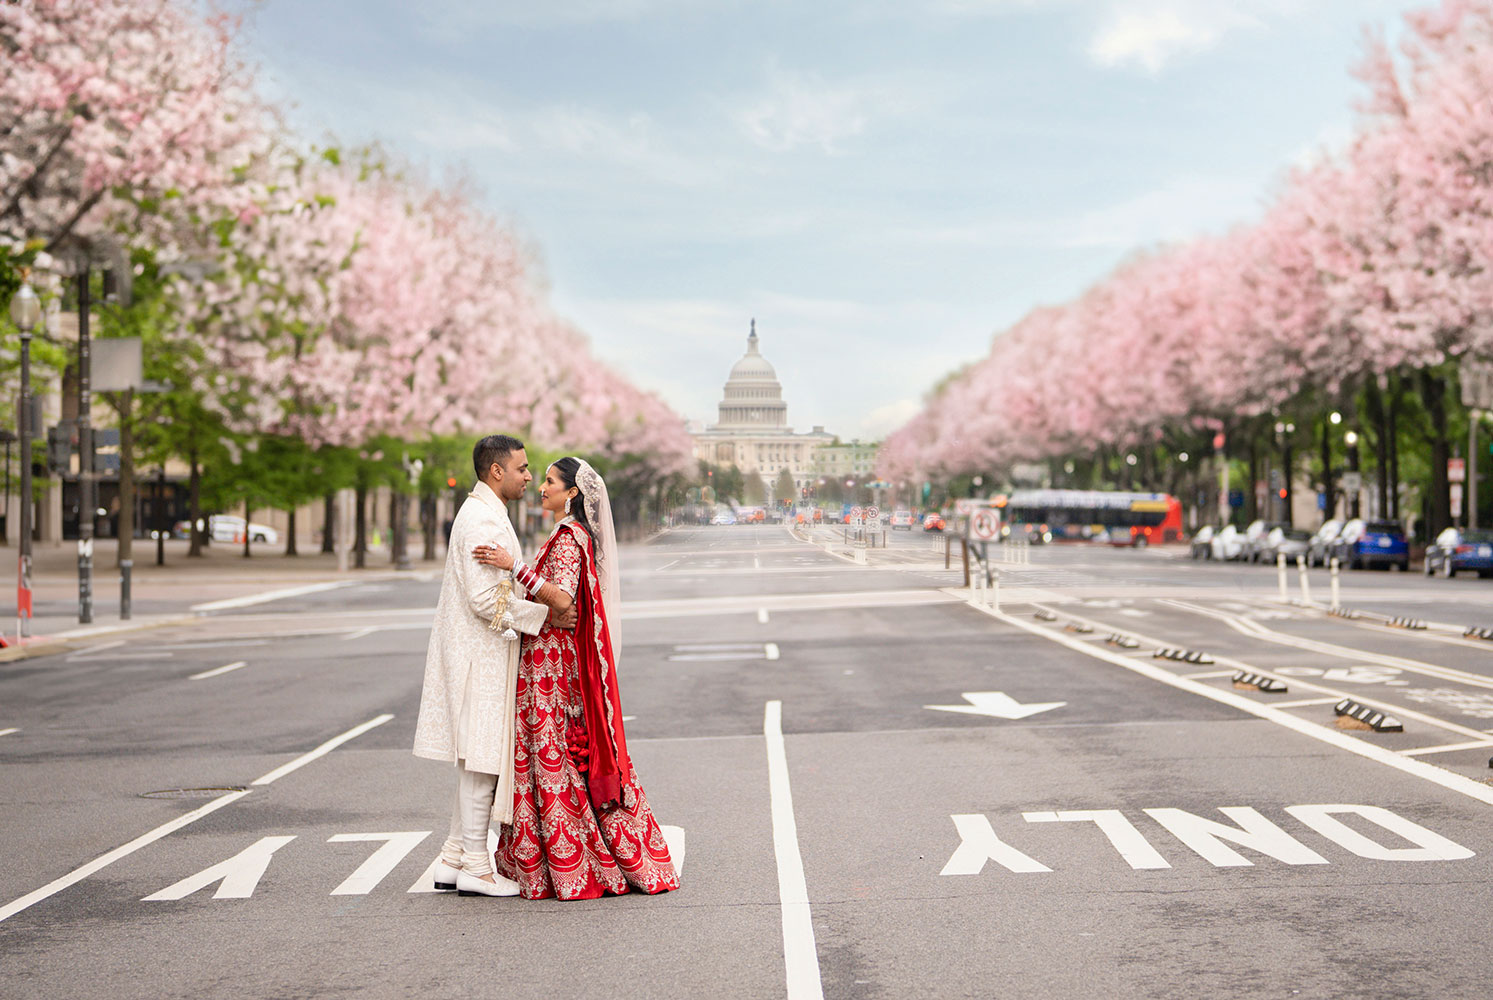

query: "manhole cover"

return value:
[140, 786, 247, 799]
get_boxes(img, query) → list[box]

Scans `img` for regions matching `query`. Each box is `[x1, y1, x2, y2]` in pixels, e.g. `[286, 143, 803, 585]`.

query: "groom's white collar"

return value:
[469, 480, 511, 519]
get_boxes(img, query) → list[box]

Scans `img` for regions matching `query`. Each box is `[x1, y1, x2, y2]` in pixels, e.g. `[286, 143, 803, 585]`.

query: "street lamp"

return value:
[1344, 430, 1361, 518]
[1329, 411, 1343, 425]
[1275, 422, 1295, 525]
[8, 275, 42, 640]
[970, 474, 983, 499]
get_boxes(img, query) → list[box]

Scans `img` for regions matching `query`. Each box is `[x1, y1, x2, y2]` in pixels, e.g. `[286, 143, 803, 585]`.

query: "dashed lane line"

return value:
[188, 660, 247, 681]
[0, 727, 18, 736]
[764, 700, 825, 1000]
[0, 713, 393, 924]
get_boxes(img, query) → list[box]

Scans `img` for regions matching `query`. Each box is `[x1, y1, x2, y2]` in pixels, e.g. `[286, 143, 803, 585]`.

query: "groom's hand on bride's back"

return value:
[549, 606, 577, 630]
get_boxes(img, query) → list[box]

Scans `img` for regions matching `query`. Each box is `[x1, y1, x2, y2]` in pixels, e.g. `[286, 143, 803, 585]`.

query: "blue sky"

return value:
[239, 0, 1416, 442]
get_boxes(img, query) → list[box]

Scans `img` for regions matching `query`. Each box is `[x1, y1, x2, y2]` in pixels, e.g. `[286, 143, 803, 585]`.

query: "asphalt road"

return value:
[4, 525, 1493, 998]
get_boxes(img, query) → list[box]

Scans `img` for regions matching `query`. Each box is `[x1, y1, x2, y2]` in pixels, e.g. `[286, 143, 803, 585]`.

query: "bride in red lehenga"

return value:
[473, 456, 678, 900]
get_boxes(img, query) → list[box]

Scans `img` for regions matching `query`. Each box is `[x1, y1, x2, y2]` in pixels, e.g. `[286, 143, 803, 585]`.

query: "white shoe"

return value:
[456, 871, 521, 897]
[433, 860, 462, 892]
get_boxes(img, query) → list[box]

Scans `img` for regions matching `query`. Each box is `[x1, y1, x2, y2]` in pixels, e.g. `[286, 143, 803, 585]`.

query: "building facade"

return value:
[813, 439, 879, 480]
[691, 322, 835, 492]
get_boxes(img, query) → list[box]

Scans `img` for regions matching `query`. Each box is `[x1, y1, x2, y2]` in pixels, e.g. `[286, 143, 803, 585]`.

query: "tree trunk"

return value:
[321, 490, 336, 553]
[1367, 378, 1389, 518]
[421, 492, 437, 560]
[1418, 369, 1453, 536]
[354, 478, 367, 569]
[1246, 435, 1259, 523]
[243, 499, 252, 558]
[1389, 373, 1402, 520]
[391, 490, 404, 566]
[188, 448, 205, 556]
[117, 389, 134, 567]
[285, 508, 298, 556]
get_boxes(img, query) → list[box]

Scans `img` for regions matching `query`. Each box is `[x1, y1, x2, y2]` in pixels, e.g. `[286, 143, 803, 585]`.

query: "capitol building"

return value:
[691, 322, 835, 492]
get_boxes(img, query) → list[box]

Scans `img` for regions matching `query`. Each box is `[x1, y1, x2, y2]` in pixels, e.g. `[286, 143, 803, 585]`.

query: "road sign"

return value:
[970, 509, 1000, 541]
[1340, 471, 1362, 493]
[850, 506, 863, 520]
[1452, 483, 1464, 516]
[867, 505, 879, 520]
[1449, 458, 1466, 484]
[1462, 360, 1493, 410]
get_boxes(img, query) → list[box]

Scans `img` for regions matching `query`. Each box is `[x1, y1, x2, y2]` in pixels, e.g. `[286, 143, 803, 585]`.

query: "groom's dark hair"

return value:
[473, 434, 525, 480]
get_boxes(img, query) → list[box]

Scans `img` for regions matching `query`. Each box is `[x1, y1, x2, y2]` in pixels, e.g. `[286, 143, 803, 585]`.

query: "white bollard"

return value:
[1276, 553, 1288, 603]
[1330, 558, 1341, 610]
[1296, 555, 1312, 606]
[990, 570, 1000, 611]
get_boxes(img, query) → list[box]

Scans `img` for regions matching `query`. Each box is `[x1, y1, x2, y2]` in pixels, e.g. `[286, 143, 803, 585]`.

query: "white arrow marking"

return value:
[924, 691, 1066, 720]
[328, 832, 431, 895]
[143, 835, 296, 900]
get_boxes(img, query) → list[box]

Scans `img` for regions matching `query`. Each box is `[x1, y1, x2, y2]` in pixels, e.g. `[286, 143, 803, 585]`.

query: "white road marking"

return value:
[407, 855, 449, 894]
[143, 835, 296, 901]
[1284, 804, 1474, 861]
[65, 639, 126, 660]
[342, 626, 380, 641]
[925, 691, 1066, 720]
[621, 589, 960, 621]
[0, 789, 252, 923]
[1182, 670, 1233, 680]
[1270, 697, 1343, 709]
[661, 824, 687, 875]
[0, 714, 393, 923]
[763, 700, 824, 1000]
[1023, 810, 1170, 870]
[328, 832, 431, 895]
[0, 727, 19, 736]
[1144, 807, 1328, 867]
[765, 643, 780, 661]
[940, 814, 1052, 874]
[1400, 738, 1493, 757]
[758, 608, 770, 624]
[252, 713, 394, 786]
[191, 580, 354, 612]
[156, 640, 270, 651]
[754, 555, 761, 570]
[982, 603, 1493, 807]
[188, 660, 247, 681]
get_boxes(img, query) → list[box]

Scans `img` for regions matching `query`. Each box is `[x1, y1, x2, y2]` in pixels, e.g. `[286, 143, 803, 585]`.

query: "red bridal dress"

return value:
[493, 520, 679, 900]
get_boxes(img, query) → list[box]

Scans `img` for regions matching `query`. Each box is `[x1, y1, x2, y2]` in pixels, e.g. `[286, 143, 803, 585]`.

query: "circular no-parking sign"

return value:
[970, 509, 999, 541]
[867, 505, 880, 520]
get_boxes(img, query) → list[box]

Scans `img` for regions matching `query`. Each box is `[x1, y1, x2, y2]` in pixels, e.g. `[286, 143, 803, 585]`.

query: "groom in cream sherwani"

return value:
[413, 434, 574, 896]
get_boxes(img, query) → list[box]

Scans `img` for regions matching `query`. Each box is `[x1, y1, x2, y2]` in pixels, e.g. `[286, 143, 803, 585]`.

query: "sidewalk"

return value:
[0, 536, 443, 661]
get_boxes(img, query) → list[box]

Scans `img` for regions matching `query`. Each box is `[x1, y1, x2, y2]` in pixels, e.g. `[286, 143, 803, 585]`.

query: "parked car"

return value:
[922, 513, 946, 532]
[1209, 524, 1246, 561]
[1189, 526, 1216, 559]
[172, 514, 280, 545]
[1243, 520, 1289, 562]
[1329, 518, 1409, 571]
[1307, 519, 1345, 567]
[1424, 527, 1493, 578]
[890, 509, 914, 530]
[709, 510, 736, 525]
[1257, 526, 1313, 565]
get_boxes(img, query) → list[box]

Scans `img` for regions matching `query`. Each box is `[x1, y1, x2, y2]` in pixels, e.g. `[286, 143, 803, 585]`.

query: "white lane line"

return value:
[1270, 697, 1343, 709]
[1400, 739, 1493, 757]
[157, 639, 269, 651]
[0, 728, 18, 736]
[1182, 670, 1233, 680]
[251, 713, 394, 786]
[758, 608, 770, 625]
[191, 580, 354, 612]
[0, 712, 395, 923]
[754, 555, 761, 570]
[66, 639, 126, 661]
[188, 660, 247, 681]
[764, 700, 824, 1000]
[343, 626, 380, 641]
[982, 604, 1493, 807]
[0, 790, 252, 924]
[765, 643, 781, 661]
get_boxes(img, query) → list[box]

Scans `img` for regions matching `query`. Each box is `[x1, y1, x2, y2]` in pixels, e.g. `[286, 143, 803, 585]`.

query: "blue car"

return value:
[1425, 527, 1493, 578]
[1329, 518, 1409, 571]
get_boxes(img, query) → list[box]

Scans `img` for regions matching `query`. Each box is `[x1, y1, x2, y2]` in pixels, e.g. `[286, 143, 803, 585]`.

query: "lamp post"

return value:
[9, 276, 42, 640]
[1275, 421, 1295, 525]
[971, 474, 983, 499]
[1344, 430, 1361, 519]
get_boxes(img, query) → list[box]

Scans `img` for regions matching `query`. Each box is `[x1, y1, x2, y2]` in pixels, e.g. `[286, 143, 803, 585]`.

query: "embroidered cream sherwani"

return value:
[413, 480, 548, 824]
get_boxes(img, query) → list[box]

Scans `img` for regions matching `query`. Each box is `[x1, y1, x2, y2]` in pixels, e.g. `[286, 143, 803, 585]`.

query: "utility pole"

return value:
[77, 267, 94, 624]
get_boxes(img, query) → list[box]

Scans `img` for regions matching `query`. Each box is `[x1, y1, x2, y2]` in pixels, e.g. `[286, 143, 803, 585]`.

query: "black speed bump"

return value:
[1464, 626, 1493, 641]
[1105, 633, 1141, 649]
[1232, 671, 1288, 693]
[1034, 611, 1058, 622]
[1327, 606, 1361, 620]
[1063, 621, 1094, 634]
[1153, 648, 1215, 665]
[1386, 616, 1427, 630]
[1334, 698, 1404, 732]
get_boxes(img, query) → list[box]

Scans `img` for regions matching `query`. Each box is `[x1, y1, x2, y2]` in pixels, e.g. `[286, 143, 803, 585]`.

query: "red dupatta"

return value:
[535, 522, 631, 811]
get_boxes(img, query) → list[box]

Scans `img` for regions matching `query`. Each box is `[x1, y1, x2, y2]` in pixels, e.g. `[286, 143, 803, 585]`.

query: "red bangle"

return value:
[514, 563, 543, 592]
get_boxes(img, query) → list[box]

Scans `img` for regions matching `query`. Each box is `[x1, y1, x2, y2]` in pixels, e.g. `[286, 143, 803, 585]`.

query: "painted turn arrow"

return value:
[924, 691, 1067, 720]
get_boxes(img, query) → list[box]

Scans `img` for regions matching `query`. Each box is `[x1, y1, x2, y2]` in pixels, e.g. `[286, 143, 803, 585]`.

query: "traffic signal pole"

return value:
[76, 267, 94, 624]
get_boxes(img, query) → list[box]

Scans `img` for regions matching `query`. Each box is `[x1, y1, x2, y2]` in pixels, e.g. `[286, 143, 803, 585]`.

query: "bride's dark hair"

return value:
[551, 457, 596, 550]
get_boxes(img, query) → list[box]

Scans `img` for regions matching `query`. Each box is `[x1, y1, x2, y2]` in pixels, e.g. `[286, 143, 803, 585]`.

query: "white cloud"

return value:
[1086, 6, 1247, 73]
[1061, 174, 1263, 248]
[736, 68, 874, 154]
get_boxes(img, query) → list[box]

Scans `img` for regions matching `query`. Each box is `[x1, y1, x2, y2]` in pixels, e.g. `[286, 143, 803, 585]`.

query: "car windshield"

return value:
[1365, 521, 1402, 534]
[1285, 529, 1312, 541]
[1462, 529, 1493, 543]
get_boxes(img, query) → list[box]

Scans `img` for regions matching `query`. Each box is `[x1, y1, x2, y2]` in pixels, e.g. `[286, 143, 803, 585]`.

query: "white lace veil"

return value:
[572, 458, 620, 655]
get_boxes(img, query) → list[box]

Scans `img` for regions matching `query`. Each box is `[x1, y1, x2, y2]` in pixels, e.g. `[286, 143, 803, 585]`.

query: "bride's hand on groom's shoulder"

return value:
[473, 543, 514, 570]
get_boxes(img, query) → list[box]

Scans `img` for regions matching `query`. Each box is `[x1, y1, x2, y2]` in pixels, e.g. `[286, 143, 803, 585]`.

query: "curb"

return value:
[0, 614, 203, 664]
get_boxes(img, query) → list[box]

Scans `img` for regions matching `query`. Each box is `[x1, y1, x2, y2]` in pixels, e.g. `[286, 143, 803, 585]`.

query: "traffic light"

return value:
[46, 422, 73, 475]
[446, 476, 457, 488]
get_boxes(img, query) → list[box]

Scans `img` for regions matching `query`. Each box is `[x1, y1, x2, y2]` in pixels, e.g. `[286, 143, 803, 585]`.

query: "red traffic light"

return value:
[1278, 488, 1288, 499]
[447, 477, 457, 488]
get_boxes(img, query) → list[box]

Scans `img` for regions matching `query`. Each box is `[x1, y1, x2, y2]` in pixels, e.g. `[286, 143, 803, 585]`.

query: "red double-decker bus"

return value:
[997, 489, 1184, 547]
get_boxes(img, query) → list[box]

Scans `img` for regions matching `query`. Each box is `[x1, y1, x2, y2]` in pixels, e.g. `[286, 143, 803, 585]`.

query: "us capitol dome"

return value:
[691, 320, 835, 492]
